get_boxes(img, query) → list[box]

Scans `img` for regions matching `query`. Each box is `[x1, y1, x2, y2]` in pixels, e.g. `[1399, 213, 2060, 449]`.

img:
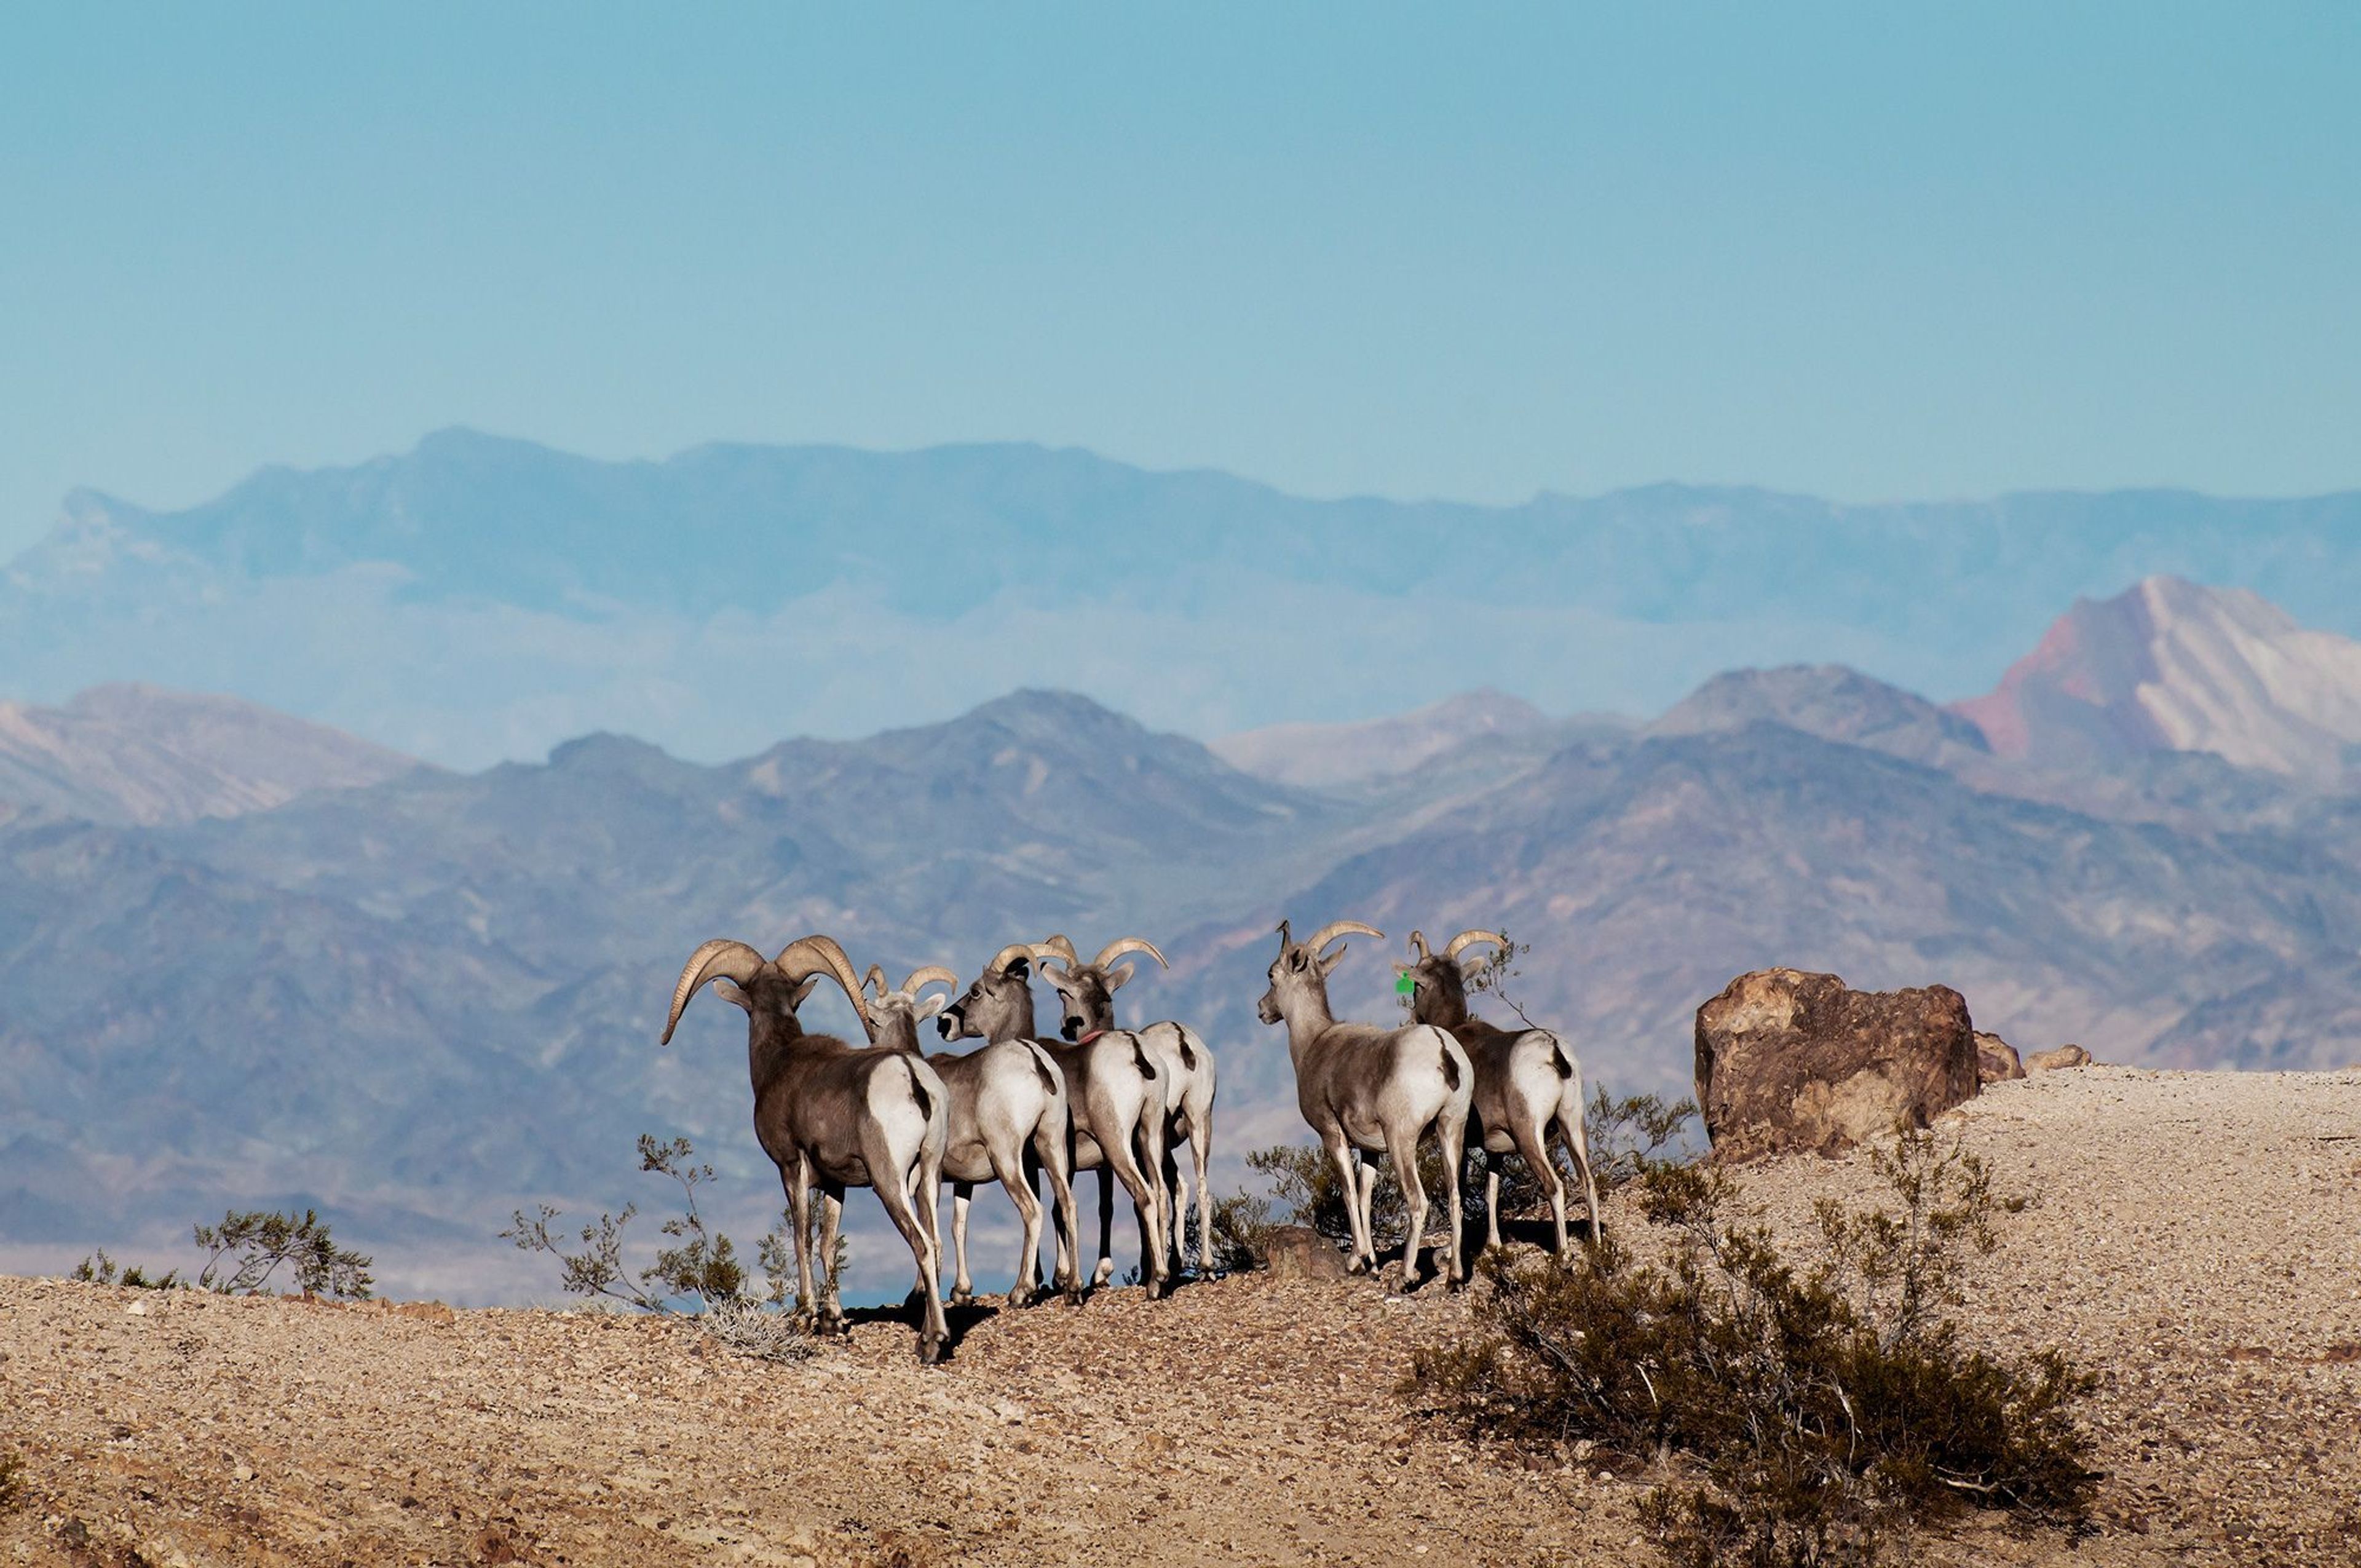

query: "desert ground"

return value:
[4, 1066, 2357, 1567]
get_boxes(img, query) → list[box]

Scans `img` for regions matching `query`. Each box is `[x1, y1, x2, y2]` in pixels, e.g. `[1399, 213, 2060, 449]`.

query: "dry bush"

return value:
[1408, 1130, 2098, 1567]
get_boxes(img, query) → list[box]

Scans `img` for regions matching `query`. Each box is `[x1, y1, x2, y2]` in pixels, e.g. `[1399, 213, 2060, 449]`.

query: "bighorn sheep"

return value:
[1256, 919, 1473, 1288]
[939, 942, 1171, 1295]
[660, 933, 951, 1362]
[861, 963, 1083, 1307]
[1399, 929, 1600, 1256]
[1035, 934, 1220, 1277]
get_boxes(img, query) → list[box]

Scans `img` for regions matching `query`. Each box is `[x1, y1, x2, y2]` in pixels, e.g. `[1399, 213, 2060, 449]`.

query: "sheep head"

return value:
[1256, 917, 1382, 1026]
[1036, 934, 1169, 1039]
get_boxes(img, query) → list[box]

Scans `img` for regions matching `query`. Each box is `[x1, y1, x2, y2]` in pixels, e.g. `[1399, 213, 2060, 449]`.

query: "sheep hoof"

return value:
[949, 1288, 975, 1307]
[919, 1334, 943, 1366]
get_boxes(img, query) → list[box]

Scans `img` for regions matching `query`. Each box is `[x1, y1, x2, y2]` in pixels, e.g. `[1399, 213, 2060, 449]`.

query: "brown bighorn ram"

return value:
[939, 942, 1172, 1296]
[862, 963, 1083, 1307]
[1035, 934, 1220, 1277]
[1256, 919, 1473, 1288]
[1398, 929, 1600, 1256]
[660, 933, 951, 1363]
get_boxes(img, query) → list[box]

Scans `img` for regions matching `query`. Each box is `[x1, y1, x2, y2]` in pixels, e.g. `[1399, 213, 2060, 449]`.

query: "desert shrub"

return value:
[69, 1249, 182, 1289]
[504, 1133, 810, 1356]
[1177, 1188, 1275, 1272]
[1408, 1129, 2097, 1567]
[196, 1209, 374, 1299]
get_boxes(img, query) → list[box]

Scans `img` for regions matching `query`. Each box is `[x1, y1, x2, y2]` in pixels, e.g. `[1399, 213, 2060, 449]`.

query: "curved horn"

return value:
[862, 964, 890, 1000]
[661, 939, 767, 1045]
[1275, 918, 1293, 949]
[1036, 933, 1080, 966]
[901, 965, 961, 1003]
[775, 935, 874, 1039]
[1090, 936, 1168, 974]
[1443, 929, 1509, 963]
[986, 941, 1037, 976]
[1407, 930, 1432, 962]
[1303, 919, 1384, 958]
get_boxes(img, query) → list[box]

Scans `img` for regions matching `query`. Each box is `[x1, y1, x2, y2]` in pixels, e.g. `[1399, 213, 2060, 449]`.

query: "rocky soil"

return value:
[4, 1067, 2357, 1567]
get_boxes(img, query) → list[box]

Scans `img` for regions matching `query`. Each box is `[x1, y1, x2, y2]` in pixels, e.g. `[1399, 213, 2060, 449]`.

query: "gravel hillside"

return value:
[3, 1067, 2355, 1567]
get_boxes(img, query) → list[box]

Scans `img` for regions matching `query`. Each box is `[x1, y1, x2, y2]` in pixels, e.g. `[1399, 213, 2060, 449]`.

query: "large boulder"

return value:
[1695, 968, 1979, 1163]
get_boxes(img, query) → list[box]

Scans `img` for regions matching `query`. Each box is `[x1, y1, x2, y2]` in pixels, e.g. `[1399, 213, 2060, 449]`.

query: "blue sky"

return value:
[4, 3, 2357, 554]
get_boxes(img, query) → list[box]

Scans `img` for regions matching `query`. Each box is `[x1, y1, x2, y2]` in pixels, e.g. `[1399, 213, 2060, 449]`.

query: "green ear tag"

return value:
[1395, 973, 1416, 994]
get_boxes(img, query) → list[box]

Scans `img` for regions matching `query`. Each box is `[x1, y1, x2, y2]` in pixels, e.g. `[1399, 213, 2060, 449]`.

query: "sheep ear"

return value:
[1104, 962, 1134, 992]
[1041, 966, 1078, 994]
[1391, 962, 1412, 976]
[1460, 956, 1489, 982]
[789, 976, 821, 1008]
[711, 978, 753, 1013]
[1318, 946, 1348, 977]
[918, 992, 950, 1020]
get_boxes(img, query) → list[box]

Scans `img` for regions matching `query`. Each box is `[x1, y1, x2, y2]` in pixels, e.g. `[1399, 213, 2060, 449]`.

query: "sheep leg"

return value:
[1109, 1117, 1167, 1294]
[782, 1157, 819, 1323]
[1485, 1151, 1505, 1252]
[1326, 1137, 1370, 1272]
[1132, 1107, 1171, 1293]
[1191, 1111, 1217, 1274]
[990, 1142, 1044, 1308]
[1388, 1124, 1431, 1290]
[949, 1181, 976, 1305]
[868, 1143, 948, 1364]
[1093, 1163, 1118, 1288]
[1161, 1138, 1186, 1276]
[1356, 1155, 1381, 1270]
[1031, 1131, 1083, 1302]
[817, 1185, 847, 1327]
[1508, 1114, 1564, 1259]
[1438, 1104, 1469, 1286]
[1558, 1093, 1602, 1247]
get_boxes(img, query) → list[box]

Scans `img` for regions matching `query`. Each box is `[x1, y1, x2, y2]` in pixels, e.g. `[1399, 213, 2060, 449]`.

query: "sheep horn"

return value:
[1037, 933, 1081, 965]
[863, 964, 890, 1000]
[902, 965, 961, 1003]
[986, 941, 1037, 976]
[775, 935, 874, 1040]
[1274, 919, 1293, 949]
[1091, 936, 1168, 974]
[1407, 930, 1432, 961]
[661, 939, 767, 1045]
[1443, 929, 1509, 963]
[1303, 920, 1384, 960]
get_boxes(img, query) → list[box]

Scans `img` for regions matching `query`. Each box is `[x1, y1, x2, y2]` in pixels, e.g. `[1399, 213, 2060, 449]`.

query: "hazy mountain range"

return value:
[6, 561, 2361, 1301]
[10, 430, 2361, 767]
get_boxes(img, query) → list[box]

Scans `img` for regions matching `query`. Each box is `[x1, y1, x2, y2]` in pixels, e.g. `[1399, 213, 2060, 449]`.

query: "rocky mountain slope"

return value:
[1955, 575, 2361, 779]
[5, 1069, 2354, 1567]
[0, 684, 417, 825]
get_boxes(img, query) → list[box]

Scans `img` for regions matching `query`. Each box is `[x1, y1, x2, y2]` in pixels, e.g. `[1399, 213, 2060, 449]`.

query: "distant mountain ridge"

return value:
[12, 429, 2361, 767]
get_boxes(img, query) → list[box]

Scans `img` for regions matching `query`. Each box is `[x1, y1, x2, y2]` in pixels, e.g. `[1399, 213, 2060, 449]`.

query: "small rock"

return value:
[233, 1463, 254, 1483]
[2027, 1044, 2093, 1072]
[1262, 1225, 1348, 1281]
[1975, 1031, 2026, 1085]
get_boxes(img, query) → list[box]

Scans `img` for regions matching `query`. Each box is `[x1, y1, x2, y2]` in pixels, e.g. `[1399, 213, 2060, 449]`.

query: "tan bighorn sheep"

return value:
[861, 963, 1083, 1307]
[1399, 929, 1600, 1257]
[939, 942, 1172, 1296]
[1256, 919, 1473, 1288]
[660, 933, 951, 1362]
[1035, 934, 1220, 1277]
